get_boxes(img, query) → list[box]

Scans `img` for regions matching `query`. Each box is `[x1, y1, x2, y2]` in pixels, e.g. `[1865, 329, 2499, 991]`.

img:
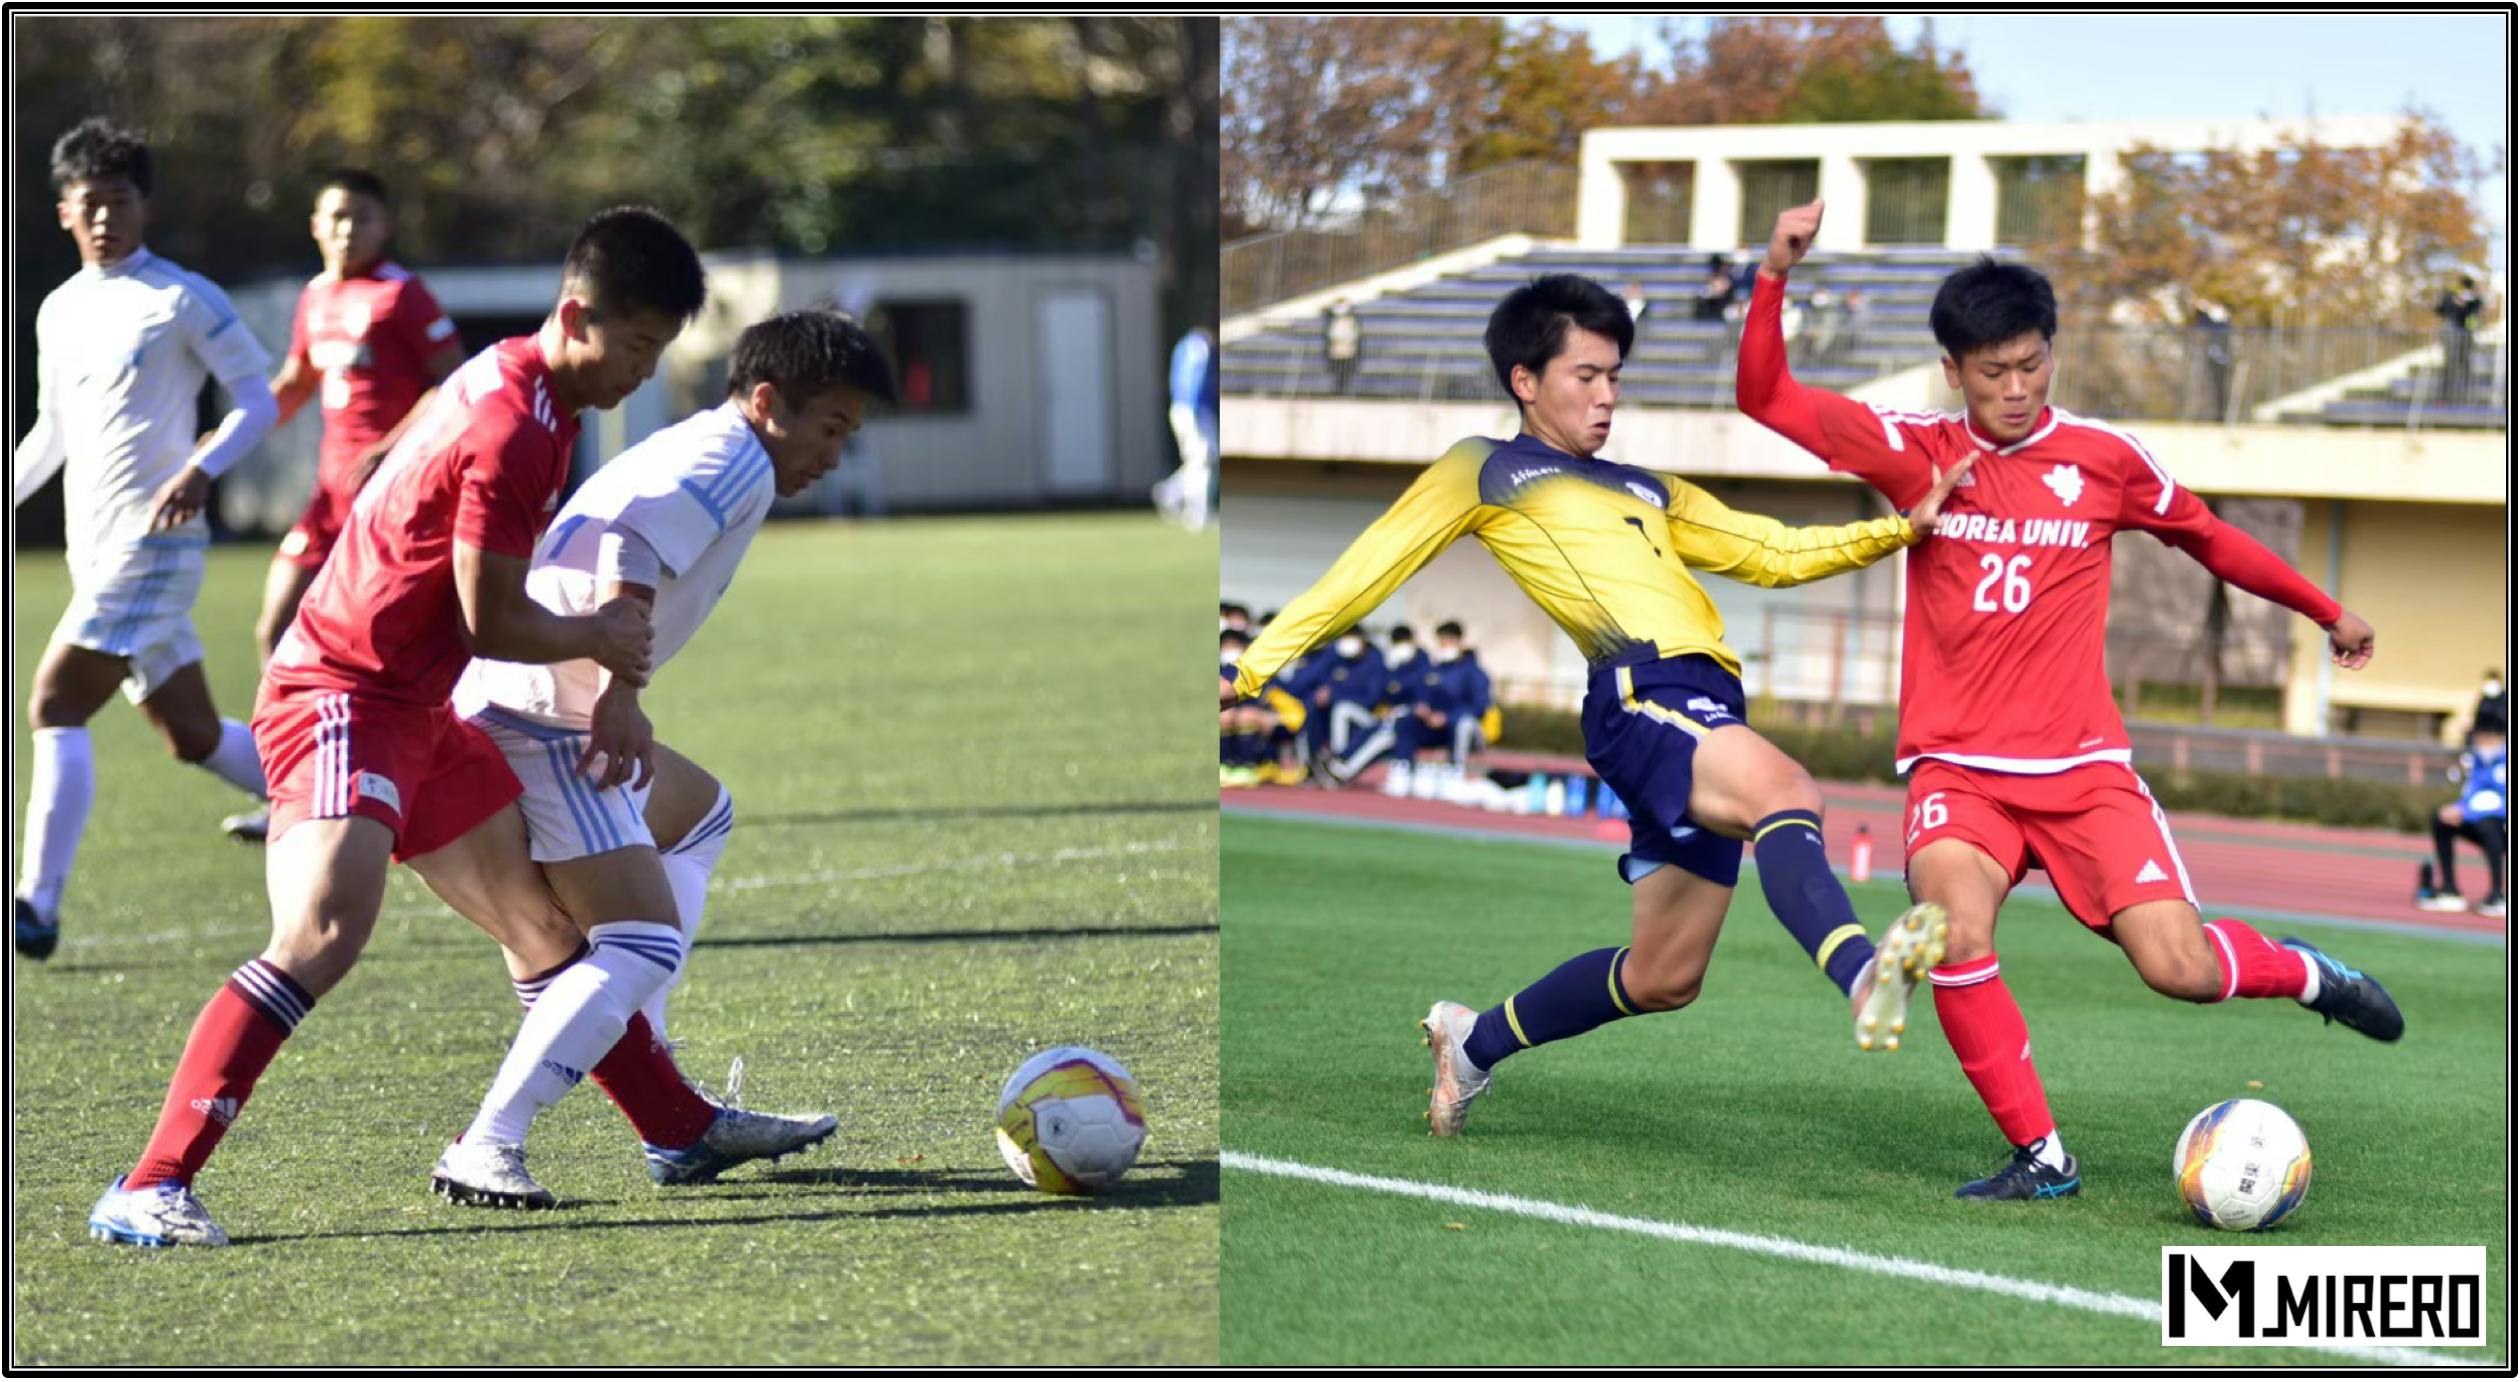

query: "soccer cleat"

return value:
[2479, 895, 2507, 920]
[14, 897, 58, 961]
[221, 807, 270, 844]
[1419, 1000, 1492, 1137]
[89, 1175, 228, 1247]
[432, 1140, 558, 1209]
[2415, 889, 2471, 913]
[644, 1104, 838, 1186]
[1854, 902, 1947, 1052]
[2282, 938, 2405, 1042]
[1955, 1141, 2081, 1201]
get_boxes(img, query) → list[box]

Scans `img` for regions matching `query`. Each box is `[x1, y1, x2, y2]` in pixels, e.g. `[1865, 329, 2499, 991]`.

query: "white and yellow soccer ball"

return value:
[994, 1046, 1147, 1195]
[2174, 1098, 2313, 1231]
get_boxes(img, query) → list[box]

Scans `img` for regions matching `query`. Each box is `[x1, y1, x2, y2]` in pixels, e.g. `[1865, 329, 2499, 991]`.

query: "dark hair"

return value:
[1221, 628, 1250, 649]
[318, 168, 390, 206]
[1388, 624, 1415, 643]
[1929, 256, 2057, 360]
[561, 206, 707, 325]
[1435, 621, 1465, 640]
[1221, 601, 1250, 620]
[726, 306, 899, 407]
[1484, 274, 1633, 395]
[51, 117, 151, 197]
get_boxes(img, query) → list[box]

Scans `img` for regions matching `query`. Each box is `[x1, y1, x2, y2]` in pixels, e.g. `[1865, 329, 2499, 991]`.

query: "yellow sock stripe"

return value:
[1813, 923, 1867, 974]
[1753, 814, 1822, 843]
[1503, 995, 1532, 1048]
[1605, 947, 1636, 1017]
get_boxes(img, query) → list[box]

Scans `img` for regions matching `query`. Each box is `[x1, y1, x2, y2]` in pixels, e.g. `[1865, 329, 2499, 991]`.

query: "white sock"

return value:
[195, 717, 266, 797]
[464, 920, 685, 1147]
[2296, 955, 2322, 1003]
[646, 786, 733, 1039]
[18, 727, 94, 922]
[2030, 1131, 2069, 1171]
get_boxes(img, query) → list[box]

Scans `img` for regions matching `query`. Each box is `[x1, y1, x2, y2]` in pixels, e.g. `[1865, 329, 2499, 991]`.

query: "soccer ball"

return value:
[2173, 1098, 2312, 1231]
[994, 1046, 1147, 1195]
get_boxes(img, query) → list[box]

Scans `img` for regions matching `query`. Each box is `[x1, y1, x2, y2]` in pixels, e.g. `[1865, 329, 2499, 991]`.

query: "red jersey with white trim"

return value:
[269, 337, 578, 707]
[288, 262, 459, 488]
[1735, 277, 2224, 773]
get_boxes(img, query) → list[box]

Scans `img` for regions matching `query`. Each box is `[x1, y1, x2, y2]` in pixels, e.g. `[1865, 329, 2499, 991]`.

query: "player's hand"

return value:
[1220, 675, 1240, 710]
[2324, 608, 2375, 670]
[589, 596, 654, 687]
[148, 465, 212, 531]
[1763, 199, 1825, 277]
[580, 682, 655, 790]
[1906, 451, 1982, 537]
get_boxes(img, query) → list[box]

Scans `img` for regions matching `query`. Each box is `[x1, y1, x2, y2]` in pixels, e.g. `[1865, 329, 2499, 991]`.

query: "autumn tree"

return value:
[1639, 17, 1983, 126]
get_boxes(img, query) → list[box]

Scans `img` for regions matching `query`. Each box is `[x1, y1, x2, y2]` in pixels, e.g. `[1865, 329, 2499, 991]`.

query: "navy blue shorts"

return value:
[1580, 654, 1748, 888]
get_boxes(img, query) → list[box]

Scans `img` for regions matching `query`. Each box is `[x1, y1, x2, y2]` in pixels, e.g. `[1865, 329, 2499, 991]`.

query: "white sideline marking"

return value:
[1220, 1151, 2477, 1368]
[56, 837, 1200, 952]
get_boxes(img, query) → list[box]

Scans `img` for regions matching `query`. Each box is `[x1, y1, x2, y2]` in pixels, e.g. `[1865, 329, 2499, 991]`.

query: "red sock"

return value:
[127, 960, 313, 1189]
[588, 1011, 715, 1149]
[2199, 918, 2312, 1002]
[1930, 954, 2055, 1147]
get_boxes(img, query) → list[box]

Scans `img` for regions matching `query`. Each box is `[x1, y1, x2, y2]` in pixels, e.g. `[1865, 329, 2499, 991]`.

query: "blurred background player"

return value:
[13, 118, 279, 960]
[226, 168, 468, 843]
[1154, 322, 1219, 531]
[1742, 200, 2400, 1202]
[88, 208, 701, 1249]
[2418, 712, 2505, 917]
[1226, 272, 1977, 1138]
[433, 306, 897, 1207]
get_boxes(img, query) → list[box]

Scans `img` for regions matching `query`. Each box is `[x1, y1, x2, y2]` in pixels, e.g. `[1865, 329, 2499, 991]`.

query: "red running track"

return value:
[1226, 778, 2505, 942]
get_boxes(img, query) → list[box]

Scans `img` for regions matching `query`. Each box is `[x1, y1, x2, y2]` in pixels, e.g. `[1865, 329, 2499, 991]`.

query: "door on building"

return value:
[1036, 288, 1116, 498]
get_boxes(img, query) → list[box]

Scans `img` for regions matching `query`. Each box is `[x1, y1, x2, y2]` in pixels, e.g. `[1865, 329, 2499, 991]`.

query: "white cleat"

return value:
[432, 1140, 558, 1210]
[1854, 902, 1948, 1052]
[89, 1175, 228, 1248]
[1420, 1000, 1493, 1137]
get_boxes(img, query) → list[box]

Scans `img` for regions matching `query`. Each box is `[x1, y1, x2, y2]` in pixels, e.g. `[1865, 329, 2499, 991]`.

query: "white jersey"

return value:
[28, 248, 271, 573]
[455, 400, 779, 728]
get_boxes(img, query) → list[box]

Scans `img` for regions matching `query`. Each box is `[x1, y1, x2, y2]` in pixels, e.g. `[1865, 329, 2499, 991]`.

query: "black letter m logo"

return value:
[2168, 1252, 2255, 1338]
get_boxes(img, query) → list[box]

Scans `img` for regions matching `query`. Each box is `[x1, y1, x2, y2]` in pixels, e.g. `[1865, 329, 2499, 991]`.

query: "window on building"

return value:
[866, 299, 971, 413]
[1620, 161, 1695, 245]
[1993, 155, 2088, 248]
[1863, 158, 1950, 246]
[1735, 160, 1820, 249]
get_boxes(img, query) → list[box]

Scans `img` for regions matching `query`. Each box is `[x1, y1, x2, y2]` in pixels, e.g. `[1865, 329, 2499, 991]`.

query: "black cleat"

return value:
[15, 898, 59, 961]
[2283, 938, 2405, 1042]
[1956, 1140, 2081, 1201]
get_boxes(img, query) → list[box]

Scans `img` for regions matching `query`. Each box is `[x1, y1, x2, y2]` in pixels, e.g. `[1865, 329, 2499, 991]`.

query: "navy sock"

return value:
[1753, 810, 1873, 995]
[1464, 946, 1639, 1070]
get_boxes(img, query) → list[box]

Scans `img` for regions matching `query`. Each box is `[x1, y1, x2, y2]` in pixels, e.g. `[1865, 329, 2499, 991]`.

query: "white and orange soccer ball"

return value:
[994, 1046, 1147, 1195]
[2173, 1098, 2312, 1231]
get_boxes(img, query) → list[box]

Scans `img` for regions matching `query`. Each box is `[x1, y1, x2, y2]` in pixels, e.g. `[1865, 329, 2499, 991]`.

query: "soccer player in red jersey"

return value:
[1738, 201, 2399, 1202]
[223, 170, 469, 843]
[88, 208, 706, 1248]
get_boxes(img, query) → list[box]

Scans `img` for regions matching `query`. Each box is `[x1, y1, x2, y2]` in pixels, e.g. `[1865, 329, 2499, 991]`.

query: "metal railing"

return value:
[1222, 161, 1579, 316]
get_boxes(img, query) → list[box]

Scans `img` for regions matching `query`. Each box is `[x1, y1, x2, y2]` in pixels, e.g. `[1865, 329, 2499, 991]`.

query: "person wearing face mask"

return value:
[2419, 705, 2506, 919]
[1312, 630, 1394, 786]
[1741, 199, 2396, 1204]
[1222, 628, 1306, 787]
[1226, 270, 1980, 1141]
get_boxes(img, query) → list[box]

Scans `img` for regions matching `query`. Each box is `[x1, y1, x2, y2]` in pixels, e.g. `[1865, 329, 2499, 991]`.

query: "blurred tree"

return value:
[1456, 21, 1654, 174]
[2043, 114, 2491, 327]
[1642, 17, 1983, 126]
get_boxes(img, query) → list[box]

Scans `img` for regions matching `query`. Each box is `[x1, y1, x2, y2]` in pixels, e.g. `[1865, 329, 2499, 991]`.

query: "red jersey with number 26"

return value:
[270, 336, 578, 707]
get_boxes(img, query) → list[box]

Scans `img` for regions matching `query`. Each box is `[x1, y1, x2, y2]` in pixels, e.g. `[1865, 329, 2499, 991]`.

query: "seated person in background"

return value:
[1220, 628, 1305, 787]
[1221, 601, 1252, 635]
[1383, 623, 1427, 694]
[2419, 713, 2505, 918]
[1308, 631, 1390, 786]
[1693, 254, 1734, 321]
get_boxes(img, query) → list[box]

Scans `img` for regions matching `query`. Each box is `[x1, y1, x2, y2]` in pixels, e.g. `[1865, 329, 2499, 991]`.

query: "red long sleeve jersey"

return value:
[1736, 275, 2337, 774]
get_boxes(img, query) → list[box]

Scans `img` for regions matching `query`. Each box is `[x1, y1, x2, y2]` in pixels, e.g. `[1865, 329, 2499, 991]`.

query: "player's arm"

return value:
[453, 541, 652, 684]
[1735, 201, 1938, 507]
[577, 529, 662, 790]
[14, 335, 67, 506]
[1227, 443, 1489, 705]
[270, 295, 321, 428]
[1664, 452, 1976, 588]
[149, 278, 280, 530]
[2121, 444, 2373, 669]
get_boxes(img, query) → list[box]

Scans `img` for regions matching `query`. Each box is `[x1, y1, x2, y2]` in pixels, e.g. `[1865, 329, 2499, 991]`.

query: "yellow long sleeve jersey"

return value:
[1235, 434, 1920, 698]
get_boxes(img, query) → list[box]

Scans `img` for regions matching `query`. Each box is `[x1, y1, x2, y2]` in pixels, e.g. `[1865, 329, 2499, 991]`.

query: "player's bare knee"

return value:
[2136, 943, 2223, 1003]
[163, 717, 222, 764]
[1623, 956, 1705, 1012]
[28, 685, 87, 730]
[1938, 910, 1997, 965]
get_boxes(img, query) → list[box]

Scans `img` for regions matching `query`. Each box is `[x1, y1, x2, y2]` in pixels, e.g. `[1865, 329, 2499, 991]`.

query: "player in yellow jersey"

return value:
[1225, 274, 1977, 1135]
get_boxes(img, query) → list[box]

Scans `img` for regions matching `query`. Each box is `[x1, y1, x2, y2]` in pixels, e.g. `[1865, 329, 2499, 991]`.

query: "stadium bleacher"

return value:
[2291, 346, 2509, 430]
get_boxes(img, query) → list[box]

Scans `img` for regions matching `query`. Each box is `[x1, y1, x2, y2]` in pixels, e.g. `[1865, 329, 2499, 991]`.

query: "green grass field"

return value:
[1221, 813, 2507, 1367]
[11, 513, 1219, 1366]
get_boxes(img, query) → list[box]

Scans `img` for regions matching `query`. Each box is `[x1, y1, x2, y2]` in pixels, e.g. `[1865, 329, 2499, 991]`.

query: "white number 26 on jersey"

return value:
[1972, 553, 2034, 613]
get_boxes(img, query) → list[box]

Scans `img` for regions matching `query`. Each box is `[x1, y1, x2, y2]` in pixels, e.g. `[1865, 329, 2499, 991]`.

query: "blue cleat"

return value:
[89, 1175, 227, 1247]
[2282, 938, 2405, 1042]
[1956, 1140, 2081, 1202]
[15, 897, 58, 961]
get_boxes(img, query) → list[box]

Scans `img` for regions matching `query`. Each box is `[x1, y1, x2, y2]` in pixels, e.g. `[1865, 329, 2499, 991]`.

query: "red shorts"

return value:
[1903, 758, 2196, 930]
[254, 686, 520, 862]
[278, 480, 351, 570]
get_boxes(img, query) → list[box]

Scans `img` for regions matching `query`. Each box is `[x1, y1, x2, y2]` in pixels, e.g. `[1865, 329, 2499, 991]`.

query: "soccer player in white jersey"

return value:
[13, 119, 278, 959]
[430, 307, 898, 1206]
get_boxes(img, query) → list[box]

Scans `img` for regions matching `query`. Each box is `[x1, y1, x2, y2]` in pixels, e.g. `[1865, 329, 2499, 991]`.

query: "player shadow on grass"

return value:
[748, 798, 1216, 830]
[691, 921, 1218, 951]
[227, 1158, 1220, 1245]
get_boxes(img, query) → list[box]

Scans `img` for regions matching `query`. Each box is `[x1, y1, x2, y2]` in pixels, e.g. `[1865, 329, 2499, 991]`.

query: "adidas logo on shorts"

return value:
[2135, 859, 2170, 885]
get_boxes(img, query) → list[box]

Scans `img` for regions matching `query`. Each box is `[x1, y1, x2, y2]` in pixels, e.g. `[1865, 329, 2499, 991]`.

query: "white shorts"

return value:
[52, 538, 208, 704]
[462, 704, 654, 863]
